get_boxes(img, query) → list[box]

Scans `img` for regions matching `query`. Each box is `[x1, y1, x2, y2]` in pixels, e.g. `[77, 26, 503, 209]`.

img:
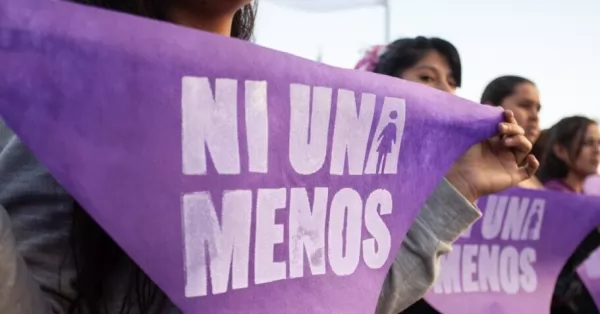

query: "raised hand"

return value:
[446, 110, 540, 202]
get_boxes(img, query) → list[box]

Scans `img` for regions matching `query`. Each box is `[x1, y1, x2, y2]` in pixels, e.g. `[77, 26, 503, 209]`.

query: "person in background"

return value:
[357, 36, 459, 314]
[539, 118, 600, 194]
[538, 116, 600, 314]
[356, 37, 537, 314]
[356, 37, 461, 94]
[539, 116, 600, 193]
[0, 11, 537, 314]
[481, 75, 543, 189]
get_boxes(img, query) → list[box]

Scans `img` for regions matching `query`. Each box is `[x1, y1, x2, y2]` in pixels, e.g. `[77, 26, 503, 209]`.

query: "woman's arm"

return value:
[376, 178, 480, 314]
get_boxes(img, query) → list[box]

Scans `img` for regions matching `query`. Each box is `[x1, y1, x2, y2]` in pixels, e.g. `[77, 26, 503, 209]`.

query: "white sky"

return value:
[254, 0, 600, 129]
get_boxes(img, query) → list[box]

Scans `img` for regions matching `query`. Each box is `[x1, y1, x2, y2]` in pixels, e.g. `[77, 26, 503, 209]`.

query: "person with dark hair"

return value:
[356, 37, 539, 314]
[0, 18, 537, 314]
[481, 75, 543, 189]
[537, 116, 600, 314]
[539, 116, 599, 191]
[356, 36, 461, 94]
[481, 75, 541, 144]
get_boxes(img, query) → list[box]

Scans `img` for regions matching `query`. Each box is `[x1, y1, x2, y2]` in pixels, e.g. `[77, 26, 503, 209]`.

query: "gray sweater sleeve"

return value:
[376, 178, 482, 314]
[0, 206, 49, 314]
[0, 123, 76, 314]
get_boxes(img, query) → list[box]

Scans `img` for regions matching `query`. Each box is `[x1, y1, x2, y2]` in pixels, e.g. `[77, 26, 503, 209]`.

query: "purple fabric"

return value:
[579, 175, 600, 311]
[577, 175, 600, 308]
[544, 180, 576, 193]
[579, 248, 600, 311]
[585, 175, 600, 196]
[0, 0, 502, 313]
[426, 188, 600, 314]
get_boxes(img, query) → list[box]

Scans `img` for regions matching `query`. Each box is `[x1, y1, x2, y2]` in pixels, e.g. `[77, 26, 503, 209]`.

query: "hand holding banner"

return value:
[0, 0, 505, 313]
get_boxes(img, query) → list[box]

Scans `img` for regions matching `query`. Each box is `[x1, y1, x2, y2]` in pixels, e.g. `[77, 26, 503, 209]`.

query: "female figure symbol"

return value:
[376, 110, 399, 174]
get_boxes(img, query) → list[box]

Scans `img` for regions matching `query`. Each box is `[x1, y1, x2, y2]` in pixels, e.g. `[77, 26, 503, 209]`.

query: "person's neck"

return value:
[562, 172, 586, 193]
[168, 4, 234, 36]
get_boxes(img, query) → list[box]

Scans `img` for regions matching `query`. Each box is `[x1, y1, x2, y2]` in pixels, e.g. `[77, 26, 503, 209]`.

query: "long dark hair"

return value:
[537, 116, 597, 183]
[374, 36, 462, 87]
[63, 1, 258, 313]
[531, 129, 549, 161]
[480, 75, 534, 106]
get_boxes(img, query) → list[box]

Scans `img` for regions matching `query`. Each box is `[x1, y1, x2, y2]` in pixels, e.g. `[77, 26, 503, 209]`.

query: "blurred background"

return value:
[254, 0, 600, 129]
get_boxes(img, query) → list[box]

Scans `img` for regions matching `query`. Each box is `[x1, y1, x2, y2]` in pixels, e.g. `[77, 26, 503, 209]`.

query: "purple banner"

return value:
[426, 189, 600, 314]
[0, 0, 503, 313]
[580, 248, 600, 310]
